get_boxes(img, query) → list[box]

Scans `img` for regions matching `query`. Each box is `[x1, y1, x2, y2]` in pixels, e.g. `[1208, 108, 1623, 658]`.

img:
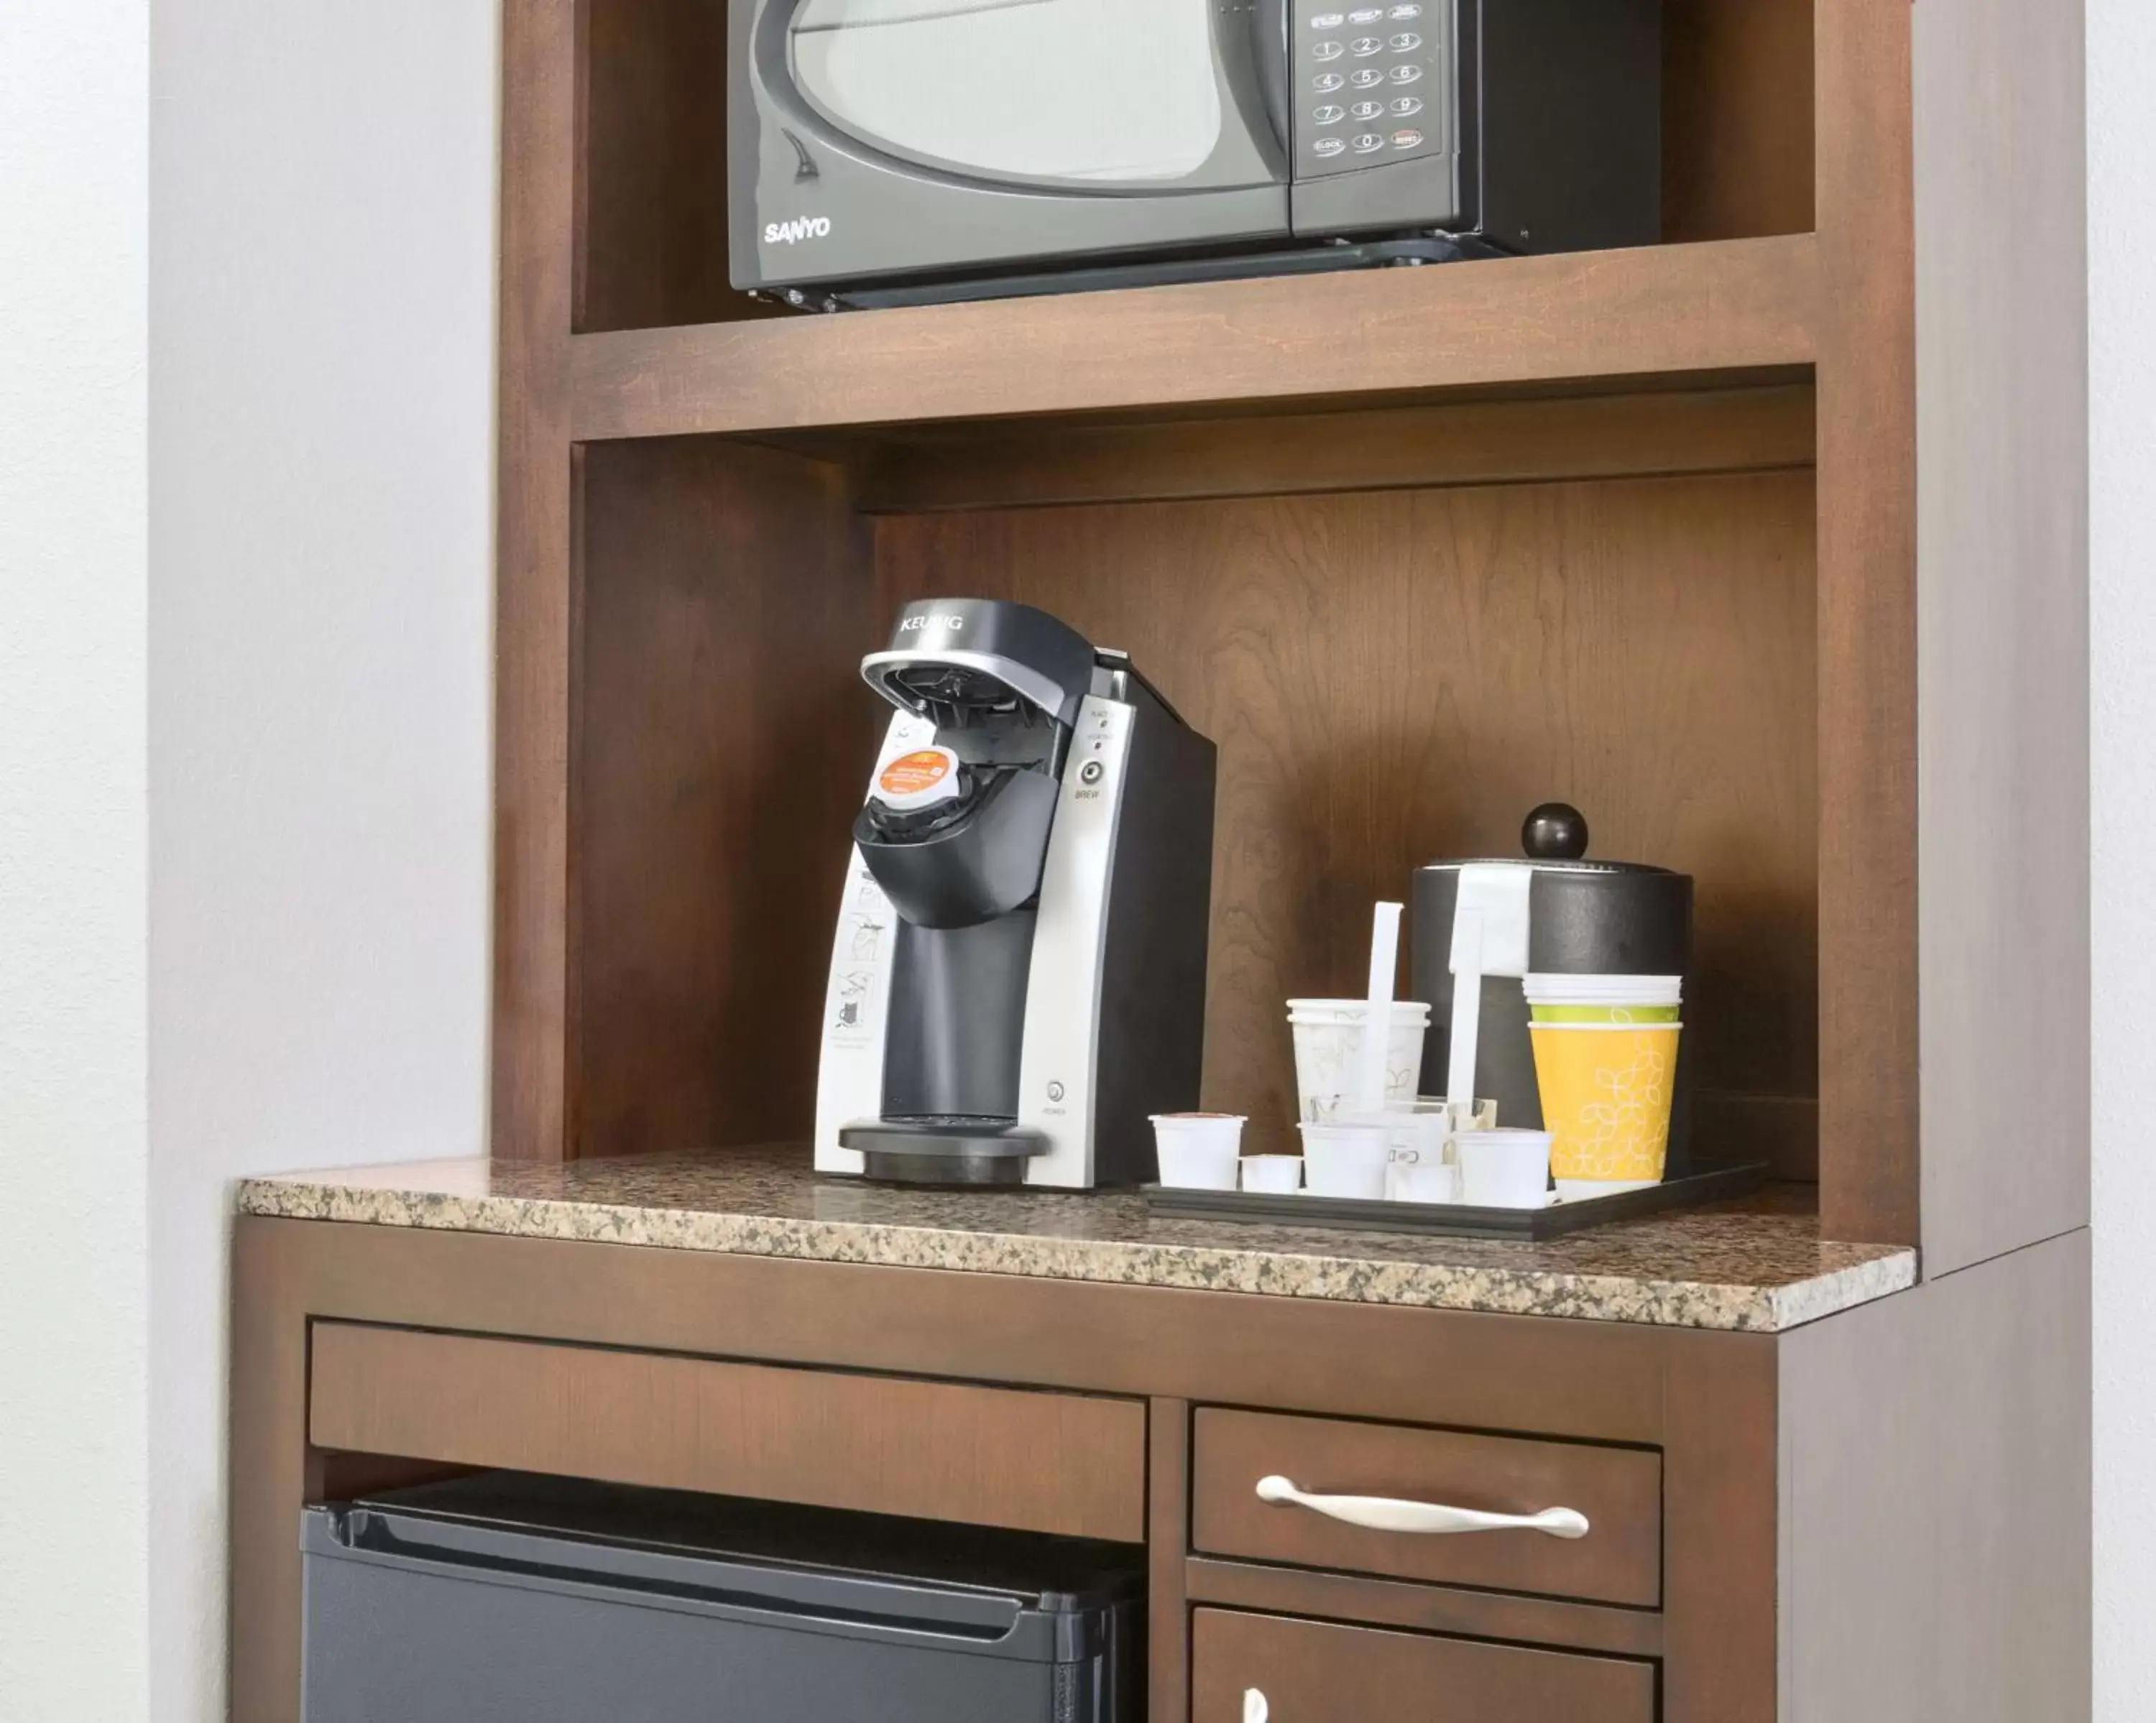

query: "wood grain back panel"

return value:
[308, 1322, 1148, 1542]
[877, 471, 1819, 1161]
[579, 0, 779, 332]
[1664, 0, 1818, 242]
[576, 438, 872, 1157]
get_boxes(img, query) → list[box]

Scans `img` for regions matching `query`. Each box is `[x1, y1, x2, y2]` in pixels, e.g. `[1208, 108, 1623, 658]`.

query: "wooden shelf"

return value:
[569, 234, 1819, 444]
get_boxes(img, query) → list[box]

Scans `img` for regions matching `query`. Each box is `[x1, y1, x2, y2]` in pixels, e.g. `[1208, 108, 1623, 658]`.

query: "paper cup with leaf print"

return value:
[1286, 1000, 1429, 1122]
[1527, 1022, 1682, 1194]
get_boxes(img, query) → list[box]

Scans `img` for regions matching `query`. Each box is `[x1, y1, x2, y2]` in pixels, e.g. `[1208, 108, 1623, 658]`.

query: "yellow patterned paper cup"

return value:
[1528, 1023, 1681, 1186]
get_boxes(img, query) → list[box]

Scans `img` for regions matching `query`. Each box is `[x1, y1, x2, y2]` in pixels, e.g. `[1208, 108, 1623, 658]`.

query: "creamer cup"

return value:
[1151, 1114, 1246, 1190]
[1297, 1121, 1391, 1199]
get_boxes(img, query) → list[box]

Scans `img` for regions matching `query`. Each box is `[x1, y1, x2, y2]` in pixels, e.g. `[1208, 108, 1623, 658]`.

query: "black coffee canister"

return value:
[1409, 805, 1697, 1177]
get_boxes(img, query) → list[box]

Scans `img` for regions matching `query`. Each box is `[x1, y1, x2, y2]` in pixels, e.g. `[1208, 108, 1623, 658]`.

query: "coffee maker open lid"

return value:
[862, 599, 1097, 730]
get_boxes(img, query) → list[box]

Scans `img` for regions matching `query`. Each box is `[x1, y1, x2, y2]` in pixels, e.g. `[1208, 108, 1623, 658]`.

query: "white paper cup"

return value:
[1151, 1114, 1245, 1191]
[1287, 999, 1430, 1122]
[1298, 1122, 1391, 1199]
[1457, 1128, 1554, 1209]
[1523, 974, 1682, 1004]
[1392, 1162, 1461, 1204]
[1240, 1155, 1304, 1195]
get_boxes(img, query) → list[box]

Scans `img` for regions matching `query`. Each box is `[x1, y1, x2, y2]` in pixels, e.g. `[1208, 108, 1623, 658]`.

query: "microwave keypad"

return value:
[1295, 0, 1447, 178]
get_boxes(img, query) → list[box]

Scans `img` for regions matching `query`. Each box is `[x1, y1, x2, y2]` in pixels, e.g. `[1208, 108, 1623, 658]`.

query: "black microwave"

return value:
[728, 0, 1662, 310]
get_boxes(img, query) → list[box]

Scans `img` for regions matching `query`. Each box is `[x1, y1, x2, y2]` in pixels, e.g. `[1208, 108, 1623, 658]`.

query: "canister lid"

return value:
[1417, 803, 1678, 877]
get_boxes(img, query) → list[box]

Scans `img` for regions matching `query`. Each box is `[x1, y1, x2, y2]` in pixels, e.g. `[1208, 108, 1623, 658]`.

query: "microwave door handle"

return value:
[1250, 0, 1291, 155]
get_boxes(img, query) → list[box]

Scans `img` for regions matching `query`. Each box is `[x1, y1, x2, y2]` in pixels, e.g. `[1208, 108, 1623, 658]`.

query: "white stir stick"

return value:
[1448, 906, 1485, 1107]
[1358, 902, 1404, 1116]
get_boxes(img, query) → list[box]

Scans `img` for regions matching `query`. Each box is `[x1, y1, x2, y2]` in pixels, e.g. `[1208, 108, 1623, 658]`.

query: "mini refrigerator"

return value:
[300, 1472, 1143, 1722]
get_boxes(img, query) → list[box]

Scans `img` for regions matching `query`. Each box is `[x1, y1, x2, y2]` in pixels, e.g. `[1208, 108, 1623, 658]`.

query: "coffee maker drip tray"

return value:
[840, 1117, 1052, 1188]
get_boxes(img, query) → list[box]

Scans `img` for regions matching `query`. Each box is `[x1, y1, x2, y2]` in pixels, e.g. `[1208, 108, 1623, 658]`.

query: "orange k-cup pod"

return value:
[875, 746, 961, 808]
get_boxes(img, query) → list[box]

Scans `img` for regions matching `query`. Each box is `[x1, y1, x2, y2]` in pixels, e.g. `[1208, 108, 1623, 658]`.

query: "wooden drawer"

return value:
[1192, 1408, 1662, 1607]
[1192, 1609, 1656, 1723]
[308, 1322, 1146, 1541]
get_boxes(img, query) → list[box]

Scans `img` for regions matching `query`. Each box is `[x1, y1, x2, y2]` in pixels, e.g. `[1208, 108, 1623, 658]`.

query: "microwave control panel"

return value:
[1292, 1, 1452, 180]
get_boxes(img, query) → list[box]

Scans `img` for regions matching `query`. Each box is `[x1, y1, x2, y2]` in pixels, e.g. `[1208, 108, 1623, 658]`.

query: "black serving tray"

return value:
[1140, 1159, 1770, 1242]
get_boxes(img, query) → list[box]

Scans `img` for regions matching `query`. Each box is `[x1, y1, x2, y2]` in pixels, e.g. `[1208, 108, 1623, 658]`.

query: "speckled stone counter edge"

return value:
[233, 1179, 1918, 1334]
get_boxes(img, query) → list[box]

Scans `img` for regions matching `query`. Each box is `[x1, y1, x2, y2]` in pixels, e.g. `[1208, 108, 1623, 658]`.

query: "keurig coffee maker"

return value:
[815, 600, 1217, 1188]
[1410, 803, 1697, 1175]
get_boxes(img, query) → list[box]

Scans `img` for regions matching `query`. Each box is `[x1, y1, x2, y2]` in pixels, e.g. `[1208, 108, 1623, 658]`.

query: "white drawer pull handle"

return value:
[1255, 1474, 1590, 1540]
[1244, 1689, 1269, 1723]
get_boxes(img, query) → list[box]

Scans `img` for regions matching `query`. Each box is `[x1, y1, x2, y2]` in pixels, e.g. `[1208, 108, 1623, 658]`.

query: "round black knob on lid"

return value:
[1522, 803, 1590, 861]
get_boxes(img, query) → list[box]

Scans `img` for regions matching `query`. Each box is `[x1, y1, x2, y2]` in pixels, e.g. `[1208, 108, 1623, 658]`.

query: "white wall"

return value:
[147, 3, 498, 1717]
[0, 1, 152, 1717]
[2089, 0, 2156, 1715]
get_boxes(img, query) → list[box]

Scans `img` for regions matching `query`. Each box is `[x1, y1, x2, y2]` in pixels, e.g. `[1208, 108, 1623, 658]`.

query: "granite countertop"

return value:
[236, 1144, 1915, 1334]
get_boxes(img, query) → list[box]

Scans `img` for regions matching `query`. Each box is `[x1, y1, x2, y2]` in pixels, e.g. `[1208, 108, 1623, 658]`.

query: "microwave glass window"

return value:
[789, 0, 1227, 186]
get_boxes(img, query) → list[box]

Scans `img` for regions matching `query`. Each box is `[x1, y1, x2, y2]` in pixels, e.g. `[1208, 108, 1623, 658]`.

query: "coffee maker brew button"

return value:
[1079, 761, 1106, 786]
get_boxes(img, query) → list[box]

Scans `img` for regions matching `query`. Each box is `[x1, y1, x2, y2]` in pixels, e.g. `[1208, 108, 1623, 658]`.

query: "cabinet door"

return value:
[1191, 1609, 1656, 1723]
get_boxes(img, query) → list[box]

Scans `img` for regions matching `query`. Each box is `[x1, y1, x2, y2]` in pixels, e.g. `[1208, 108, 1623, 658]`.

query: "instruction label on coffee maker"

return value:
[829, 873, 890, 1047]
